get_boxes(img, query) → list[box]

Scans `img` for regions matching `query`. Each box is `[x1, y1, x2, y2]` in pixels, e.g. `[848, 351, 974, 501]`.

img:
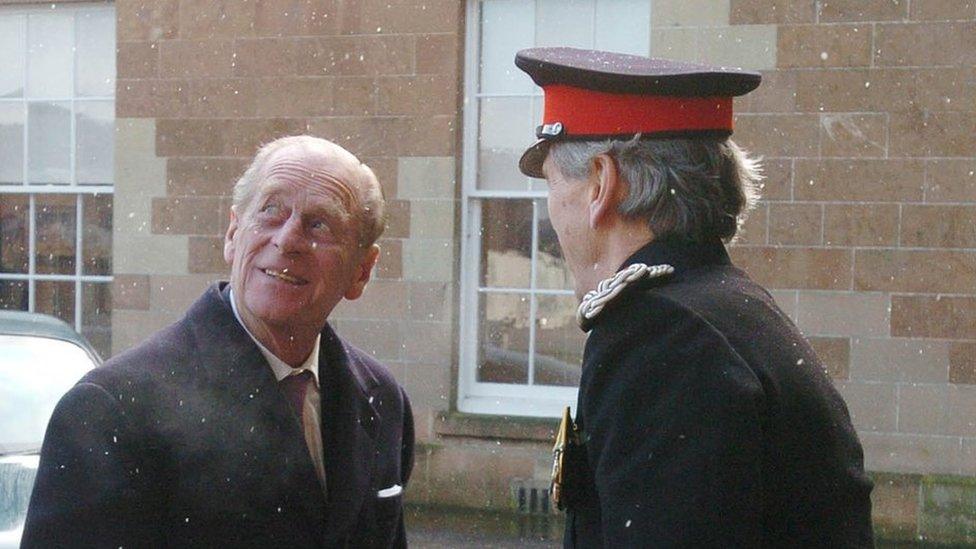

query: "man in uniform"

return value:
[24, 136, 413, 548]
[516, 48, 874, 547]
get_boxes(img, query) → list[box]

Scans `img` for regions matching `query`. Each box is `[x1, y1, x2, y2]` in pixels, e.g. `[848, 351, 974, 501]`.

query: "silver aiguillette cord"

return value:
[576, 263, 674, 330]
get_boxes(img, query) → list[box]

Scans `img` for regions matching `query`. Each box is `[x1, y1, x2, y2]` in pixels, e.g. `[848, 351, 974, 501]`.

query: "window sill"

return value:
[434, 412, 559, 443]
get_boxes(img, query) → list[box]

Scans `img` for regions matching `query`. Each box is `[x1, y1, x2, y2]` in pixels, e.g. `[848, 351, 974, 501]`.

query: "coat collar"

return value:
[184, 283, 380, 545]
[577, 237, 732, 331]
[619, 236, 731, 277]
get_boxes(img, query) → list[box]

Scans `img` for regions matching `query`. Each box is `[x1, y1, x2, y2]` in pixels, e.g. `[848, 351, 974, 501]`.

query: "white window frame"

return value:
[0, 2, 114, 338]
[458, 0, 577, 418]
[458, 0, 653, 417]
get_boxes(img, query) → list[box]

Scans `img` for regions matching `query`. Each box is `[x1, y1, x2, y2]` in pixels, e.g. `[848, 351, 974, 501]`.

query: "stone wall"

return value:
[725, 0, 976, 479]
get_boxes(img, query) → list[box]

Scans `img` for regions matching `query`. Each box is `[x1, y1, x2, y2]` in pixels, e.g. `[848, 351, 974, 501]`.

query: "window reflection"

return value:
[26, 13, 73, 98]
[0, 196, 27, 274]
[81, 282, 110, 359]
[0, 281, 27, 311]
[480, 198, 533, 288]
[27, 102, 71, 185]
[34, 280, 74, 326]
[75, 10, 115, 98]
[535, 201, 573, 291]
[34, 194, 76, 276]
[478, 292, 530, 384]
[0, 15, 25, 98]
[82, 194, 112, 275]
[534, 295, 584, 386]
[76, 102, 114, 185]
[478, 98, 533, 191]
[0, 104, 24, 184]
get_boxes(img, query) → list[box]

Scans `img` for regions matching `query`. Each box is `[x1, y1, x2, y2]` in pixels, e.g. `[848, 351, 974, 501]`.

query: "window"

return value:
[459, 0, 651, 416]
[0, 4, 115, 358]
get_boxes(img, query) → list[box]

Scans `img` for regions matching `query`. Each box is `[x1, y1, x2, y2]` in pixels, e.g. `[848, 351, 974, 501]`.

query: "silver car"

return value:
[0, 311, 100, 548]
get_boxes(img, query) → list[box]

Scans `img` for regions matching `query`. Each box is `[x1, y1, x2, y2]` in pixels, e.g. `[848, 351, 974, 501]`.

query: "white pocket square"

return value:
[377, 484, 403, 498]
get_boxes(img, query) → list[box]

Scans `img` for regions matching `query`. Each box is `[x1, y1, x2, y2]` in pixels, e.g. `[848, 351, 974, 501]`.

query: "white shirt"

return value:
[229, 289, 327, 494]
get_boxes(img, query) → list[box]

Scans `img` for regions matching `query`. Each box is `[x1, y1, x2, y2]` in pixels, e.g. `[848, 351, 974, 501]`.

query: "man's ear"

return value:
[344, 244, 381, 301]
[223, 206, 239, 265]
[588, 153, 622, 229]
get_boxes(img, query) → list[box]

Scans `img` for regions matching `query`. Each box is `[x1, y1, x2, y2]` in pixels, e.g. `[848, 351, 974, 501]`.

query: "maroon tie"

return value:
[279, 370, 313, 427]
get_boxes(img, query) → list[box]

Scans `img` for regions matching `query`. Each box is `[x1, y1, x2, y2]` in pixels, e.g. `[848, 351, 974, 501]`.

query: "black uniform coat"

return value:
[22, 283, 414, 548]
[564, 238, 873, 548]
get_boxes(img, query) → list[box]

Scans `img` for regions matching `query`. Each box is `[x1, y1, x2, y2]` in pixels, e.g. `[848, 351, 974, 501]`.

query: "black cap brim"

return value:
[519, 139, 550, 178]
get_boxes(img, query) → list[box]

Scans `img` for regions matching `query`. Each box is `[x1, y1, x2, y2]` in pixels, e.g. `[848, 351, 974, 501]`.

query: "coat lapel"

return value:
[192, 283, 381, 545]
[319, 324, 381, 545]
[193, 284, 328, 541]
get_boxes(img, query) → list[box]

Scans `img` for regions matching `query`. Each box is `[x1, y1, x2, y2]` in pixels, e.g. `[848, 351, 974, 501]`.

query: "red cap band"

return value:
[542, 84, 734, 137]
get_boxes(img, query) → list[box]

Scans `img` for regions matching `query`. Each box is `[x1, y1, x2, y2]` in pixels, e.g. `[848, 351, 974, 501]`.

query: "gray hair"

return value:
[232, 135, 386, 248]
[549, 137, 762, 242]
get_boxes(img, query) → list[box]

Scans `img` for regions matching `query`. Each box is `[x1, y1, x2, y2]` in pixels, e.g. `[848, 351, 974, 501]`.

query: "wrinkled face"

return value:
[542, 153, 592, 297]
[224, 144, 376, 336]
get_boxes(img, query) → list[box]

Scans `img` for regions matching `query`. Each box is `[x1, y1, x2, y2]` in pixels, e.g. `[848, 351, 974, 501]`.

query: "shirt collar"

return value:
[229, 288, 320, 385]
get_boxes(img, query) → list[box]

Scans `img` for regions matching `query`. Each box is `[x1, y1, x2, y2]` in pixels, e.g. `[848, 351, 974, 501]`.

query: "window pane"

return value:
[480, 199, 532, 288]
[76, 101, 114, 185]
[536, 0, 594, 49]
[535, 200, 574, 291]
[27, 13, 73, 98]
[0, 15, 26, 98]
[478, 97, 533, 191]
[595, 0, 651, 55]
[82, 194, 112, 275]
[479, 149, 529, 192]
[34, 280, 74, 325]
[28, 101, 71, 184]
[464, 0, 657, 410]
[534, 295, 585, 386]
[0, 194, 29, 274]
[477, 292, 530, 384]
[0, 104, 25, 184]
[76, 10, 115, 97]
[35, 194, 76, 275]
[479, 0, 535, 95]
[0, 280, 28, 310]
[82, 282, 111, 359]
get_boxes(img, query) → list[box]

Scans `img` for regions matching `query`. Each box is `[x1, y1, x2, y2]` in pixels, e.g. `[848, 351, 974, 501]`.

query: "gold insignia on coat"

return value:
[551, 405, 578, 511]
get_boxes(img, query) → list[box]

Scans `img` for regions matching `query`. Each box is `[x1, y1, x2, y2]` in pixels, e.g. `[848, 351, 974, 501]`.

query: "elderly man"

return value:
[517, 48, 874, 547]
[23, 136, 413, 548]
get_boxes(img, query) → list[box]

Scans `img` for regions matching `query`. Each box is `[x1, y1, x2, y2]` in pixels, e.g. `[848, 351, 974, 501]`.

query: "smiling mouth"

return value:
[262, 268, 308, 285]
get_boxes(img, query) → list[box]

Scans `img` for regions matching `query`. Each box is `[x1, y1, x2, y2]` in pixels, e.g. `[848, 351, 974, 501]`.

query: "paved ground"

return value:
[403, 506, 955, 548]
[408, 530, 557, 548]
[404, 505, 562, 548]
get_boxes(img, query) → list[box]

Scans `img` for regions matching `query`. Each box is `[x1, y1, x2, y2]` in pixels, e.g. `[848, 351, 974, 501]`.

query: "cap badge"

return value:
[536, 122, 564, 139]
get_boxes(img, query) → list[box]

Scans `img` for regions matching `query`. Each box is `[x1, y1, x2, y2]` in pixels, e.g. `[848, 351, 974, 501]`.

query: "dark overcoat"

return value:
[22, 283, 414, 548]
[564, 238, 873, 548]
